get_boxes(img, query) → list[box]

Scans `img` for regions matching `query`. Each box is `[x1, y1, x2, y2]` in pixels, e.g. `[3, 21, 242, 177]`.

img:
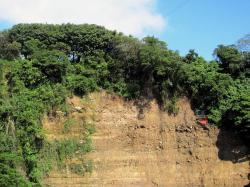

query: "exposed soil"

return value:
[43, 91, 249, 187]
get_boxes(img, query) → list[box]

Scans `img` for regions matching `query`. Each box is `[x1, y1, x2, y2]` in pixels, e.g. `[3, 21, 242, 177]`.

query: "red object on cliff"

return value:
[195, 110, 208, 126]
[197, 116, 208, 126]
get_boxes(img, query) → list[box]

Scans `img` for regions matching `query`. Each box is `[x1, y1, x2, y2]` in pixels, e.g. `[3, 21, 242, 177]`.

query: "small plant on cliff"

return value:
[63, 118, 76, 133]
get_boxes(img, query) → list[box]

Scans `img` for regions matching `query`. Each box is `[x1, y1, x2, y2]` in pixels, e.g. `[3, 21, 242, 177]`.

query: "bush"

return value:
[69, 160, 93, 176]
[66, 75, 97, 96]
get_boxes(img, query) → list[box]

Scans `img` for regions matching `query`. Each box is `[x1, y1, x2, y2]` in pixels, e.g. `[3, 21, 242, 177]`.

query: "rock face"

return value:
[44, 92, 249, 187]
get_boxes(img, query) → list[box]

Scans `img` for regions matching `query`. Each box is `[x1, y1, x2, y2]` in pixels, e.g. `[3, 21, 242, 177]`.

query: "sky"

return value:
[0, 0, 249, 60]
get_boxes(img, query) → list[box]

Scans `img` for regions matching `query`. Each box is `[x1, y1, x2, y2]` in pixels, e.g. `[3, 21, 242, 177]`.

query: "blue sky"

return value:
[0, 0, 249, 60]
[156, 0, 250, 60]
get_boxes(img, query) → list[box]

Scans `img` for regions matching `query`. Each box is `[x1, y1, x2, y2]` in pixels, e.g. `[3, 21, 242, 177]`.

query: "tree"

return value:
[8, 23, 116, 62]
[237, 34, 250, 52]
[0, 32, 21, 60]
[184, 49, 198, 64]
[66, 75, 97, 96]
[214, 45, 244, 76]
[222, 81, 250, 135]
[22, 38, 45, 59]
[0, 131, 30, 187]
[32, 50, 68, 83]
[13, 60, 45, 88]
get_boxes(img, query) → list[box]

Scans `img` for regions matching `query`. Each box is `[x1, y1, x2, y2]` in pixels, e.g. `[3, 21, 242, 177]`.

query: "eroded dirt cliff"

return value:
[43, 91, 249, 187]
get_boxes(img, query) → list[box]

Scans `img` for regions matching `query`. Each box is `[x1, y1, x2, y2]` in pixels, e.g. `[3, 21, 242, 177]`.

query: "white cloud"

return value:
[0, 0, 166, 36]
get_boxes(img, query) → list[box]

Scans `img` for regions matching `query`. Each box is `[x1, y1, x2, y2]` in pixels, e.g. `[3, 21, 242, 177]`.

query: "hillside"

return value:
[0, 24, 249, 186]
[43, 92, 249, 187]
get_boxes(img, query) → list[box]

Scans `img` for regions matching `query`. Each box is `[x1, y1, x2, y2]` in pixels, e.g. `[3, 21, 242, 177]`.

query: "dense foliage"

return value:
[0, 24, 249, 185]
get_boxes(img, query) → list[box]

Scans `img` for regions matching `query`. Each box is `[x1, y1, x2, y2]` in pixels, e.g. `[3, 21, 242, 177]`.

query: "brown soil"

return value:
[43, 91, 249, 187]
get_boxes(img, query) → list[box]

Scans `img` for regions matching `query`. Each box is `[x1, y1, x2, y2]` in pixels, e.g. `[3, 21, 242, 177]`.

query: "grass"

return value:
[62, 118, 76, 133]
[84, 121, 96, 135]
[69, 160, 93, 176]
[38, 136, 93, 173]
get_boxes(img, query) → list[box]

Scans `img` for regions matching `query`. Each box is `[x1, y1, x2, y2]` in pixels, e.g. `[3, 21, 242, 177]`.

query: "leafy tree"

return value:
[0, 32, 21, 60]
[66, 75, 97, 96]
[184, 49, 198, 64]
[8, 23, 116, 62]
[0, 131, 30, 187]
[237, 34, 250, 52]
[242, 51, 250, 77]
[13, 60, 45, 88]
[221, 80, 250, 140]
[32, 50, 68, 83]
[22, 38, 45, 59]
[214, 45, 244, 76]
[138, 36, 168, 98]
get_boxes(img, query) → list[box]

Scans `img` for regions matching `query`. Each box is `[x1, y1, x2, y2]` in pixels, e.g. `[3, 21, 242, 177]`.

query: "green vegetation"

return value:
[0, 23, 249, 185]
[84, 122, 96, 135]
[37, 137, 93, 178]
[69, 160, 93, 176]
[63, 118, 75, 133]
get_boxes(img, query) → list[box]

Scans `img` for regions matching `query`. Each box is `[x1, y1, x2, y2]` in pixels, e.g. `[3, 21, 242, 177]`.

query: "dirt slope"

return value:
[44, 91, 249, 187]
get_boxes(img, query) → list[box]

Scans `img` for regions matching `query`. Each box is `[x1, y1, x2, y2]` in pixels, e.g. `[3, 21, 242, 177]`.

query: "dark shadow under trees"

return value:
[216, 127, 249, 163]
